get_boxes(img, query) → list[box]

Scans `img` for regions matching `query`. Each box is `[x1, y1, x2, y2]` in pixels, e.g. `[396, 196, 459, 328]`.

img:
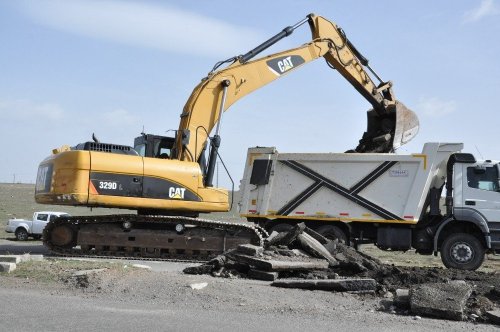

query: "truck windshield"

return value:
[467, 166, 499, 192]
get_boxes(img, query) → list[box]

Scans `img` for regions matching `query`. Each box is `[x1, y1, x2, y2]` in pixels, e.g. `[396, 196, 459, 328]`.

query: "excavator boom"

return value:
[174, 14, 419, 165]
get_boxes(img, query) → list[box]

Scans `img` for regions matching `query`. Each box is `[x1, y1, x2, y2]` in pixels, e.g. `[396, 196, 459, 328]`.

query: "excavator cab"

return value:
[134, 134, 175, 159]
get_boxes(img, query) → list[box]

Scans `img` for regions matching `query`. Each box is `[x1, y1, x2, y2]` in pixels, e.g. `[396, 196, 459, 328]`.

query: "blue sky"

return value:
[1, 0, 499, 187]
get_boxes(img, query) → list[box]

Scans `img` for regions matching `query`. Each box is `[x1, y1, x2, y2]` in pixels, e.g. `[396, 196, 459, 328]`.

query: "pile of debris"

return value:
[184, 223, 500, 324]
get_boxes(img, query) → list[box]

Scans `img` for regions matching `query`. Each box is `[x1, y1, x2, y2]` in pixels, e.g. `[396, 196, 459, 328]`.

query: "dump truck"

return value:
[239, 143, 500, 270]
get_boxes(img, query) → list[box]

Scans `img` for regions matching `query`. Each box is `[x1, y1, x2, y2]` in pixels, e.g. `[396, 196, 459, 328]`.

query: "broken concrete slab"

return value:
[410, 280, 472, 321]
[271, 278, 377, 292]
[0, 255, 22, 263]
[232, 254, 329, 271]
[72, 268, 107, 277]
[237, 244, 264, 256]
[303, 227, 329, 245]
[248, 269, 279, 281]
[265, 231, 279, 243]
[0, 262, 17, 273]
[296, 233, 338, 267]
[394, 288, 410, 308]
[486, 310, 500, 325]
[267, 223, 306, 247]
[190, 282, 208, 290]
[183, 264, 215, 275]
[0, 254, 43, 263]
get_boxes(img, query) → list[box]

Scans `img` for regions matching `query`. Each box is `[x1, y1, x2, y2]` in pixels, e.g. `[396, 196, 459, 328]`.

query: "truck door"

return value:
[32, 213, 49, 234]
[461, 164, 500, 223]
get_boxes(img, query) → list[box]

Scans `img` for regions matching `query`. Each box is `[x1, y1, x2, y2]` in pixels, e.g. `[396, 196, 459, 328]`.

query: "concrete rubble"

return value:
[0, 262, 17, 273]
[184, 223, 500, 324]
[409, 280, 472, 321]
[271, 278, 377, 292]
[0, 253, 45, 274]
[485, 309, 500, 325]
[184, 223, 377, 292]
[72, 268, 108, 277]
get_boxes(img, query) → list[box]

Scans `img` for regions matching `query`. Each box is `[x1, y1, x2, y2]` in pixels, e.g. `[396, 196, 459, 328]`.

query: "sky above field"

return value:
[1, 0, 499, 186]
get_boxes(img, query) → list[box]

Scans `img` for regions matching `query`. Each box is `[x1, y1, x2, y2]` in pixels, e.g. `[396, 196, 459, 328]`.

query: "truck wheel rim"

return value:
[450, 242, 473, 263]
[17, 231, 28, 240]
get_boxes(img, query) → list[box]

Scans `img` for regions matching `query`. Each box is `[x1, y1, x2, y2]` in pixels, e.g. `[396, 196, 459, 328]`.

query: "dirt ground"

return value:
[1, 259, 498, 331]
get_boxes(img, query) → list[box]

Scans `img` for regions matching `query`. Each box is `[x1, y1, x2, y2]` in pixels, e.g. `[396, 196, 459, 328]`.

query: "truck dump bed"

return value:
[239, 143, 462, 225]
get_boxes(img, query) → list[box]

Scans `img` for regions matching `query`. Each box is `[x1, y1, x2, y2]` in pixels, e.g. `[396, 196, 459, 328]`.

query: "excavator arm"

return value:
[174, 13, 419, 171]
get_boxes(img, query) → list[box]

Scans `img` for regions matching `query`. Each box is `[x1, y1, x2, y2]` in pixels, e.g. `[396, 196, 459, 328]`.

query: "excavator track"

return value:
[43, 214, 267, 261]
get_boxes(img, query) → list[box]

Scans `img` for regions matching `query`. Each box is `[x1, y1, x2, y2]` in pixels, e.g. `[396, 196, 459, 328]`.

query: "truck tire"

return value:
[316, 225, 347, 243]
[440, 233, 485, 271]
[15, 228, 29, 241]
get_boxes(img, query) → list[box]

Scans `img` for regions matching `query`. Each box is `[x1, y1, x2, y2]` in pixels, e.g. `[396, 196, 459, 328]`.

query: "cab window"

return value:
[467, 166, 499, 192]
[135, 144, 146, 157]
[37, 214, 48, 221]
[154, 141, 172, 159]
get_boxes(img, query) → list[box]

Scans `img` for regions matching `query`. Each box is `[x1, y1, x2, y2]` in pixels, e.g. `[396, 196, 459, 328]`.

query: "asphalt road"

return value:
[3, 286, 498, 332]
[0, 288, 344, 332]
[0, 238, 50, 255]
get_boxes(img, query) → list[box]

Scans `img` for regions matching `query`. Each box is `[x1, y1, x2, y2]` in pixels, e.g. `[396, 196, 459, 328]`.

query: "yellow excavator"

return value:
[35, 14, 419, 259]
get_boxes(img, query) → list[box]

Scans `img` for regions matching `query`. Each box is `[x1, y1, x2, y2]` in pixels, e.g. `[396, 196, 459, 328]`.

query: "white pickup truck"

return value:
[6, 211, 70, 241]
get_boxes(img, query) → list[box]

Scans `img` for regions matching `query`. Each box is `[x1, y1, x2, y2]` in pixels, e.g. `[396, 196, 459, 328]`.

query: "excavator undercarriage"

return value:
[44, 214, 266, 260]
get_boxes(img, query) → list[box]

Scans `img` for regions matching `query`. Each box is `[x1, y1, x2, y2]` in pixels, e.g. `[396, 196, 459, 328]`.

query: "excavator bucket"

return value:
[391, 101, 419, 150]
[354, 101, 419, 153]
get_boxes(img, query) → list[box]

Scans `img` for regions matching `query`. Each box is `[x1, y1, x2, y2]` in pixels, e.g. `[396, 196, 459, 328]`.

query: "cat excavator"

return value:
[36, 14, 419, 259]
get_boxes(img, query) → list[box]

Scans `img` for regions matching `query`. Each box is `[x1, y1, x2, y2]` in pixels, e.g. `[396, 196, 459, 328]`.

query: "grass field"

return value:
[1, 183, 498, 271]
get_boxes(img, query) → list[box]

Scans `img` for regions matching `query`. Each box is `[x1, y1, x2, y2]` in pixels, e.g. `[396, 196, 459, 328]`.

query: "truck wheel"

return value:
[440, 233, 485, 271]
[316, 225, 347, 243]
[15, 228, 29, 241]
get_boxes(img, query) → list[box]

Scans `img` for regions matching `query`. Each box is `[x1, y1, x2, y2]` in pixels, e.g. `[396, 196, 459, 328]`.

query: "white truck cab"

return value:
[6, 211, 70, 241]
